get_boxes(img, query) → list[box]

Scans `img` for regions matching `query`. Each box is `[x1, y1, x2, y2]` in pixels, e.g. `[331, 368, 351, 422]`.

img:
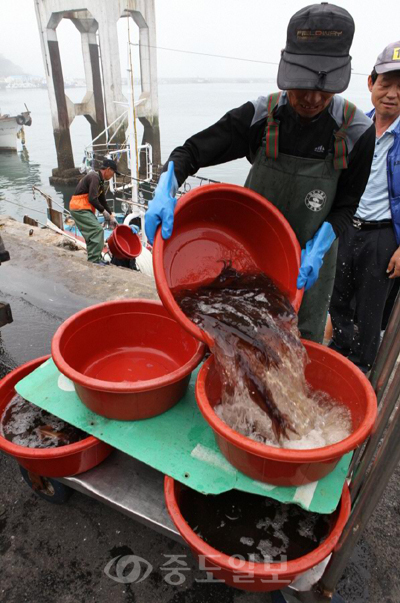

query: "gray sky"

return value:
[1, 0, 399, 82]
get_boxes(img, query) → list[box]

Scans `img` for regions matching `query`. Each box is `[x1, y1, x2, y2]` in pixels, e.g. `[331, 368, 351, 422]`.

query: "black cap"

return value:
[101, 158, 121, 175]
[277, 3, 354, 93]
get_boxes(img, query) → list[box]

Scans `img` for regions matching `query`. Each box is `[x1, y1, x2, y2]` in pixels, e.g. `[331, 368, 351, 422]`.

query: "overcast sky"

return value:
[1, 0, 399, 83]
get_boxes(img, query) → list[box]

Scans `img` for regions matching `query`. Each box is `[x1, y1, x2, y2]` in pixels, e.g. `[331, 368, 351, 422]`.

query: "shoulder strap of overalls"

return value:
[333, 100, 357, 170]
[265, 92, 282, 159]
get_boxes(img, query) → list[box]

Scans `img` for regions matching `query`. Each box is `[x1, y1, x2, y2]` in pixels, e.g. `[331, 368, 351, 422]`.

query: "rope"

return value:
[0, 199, 47, 216]
[127, 19, 140, 183]
[97, 31, 109, 144]
[130, 42, 279, 66]
[130, 42, 370, 76]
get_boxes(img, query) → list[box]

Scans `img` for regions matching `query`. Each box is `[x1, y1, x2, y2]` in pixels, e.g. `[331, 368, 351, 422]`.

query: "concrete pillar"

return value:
[96, 9, 128, 171]
[34, 4, 75, 172]
[86, 37, 106, 141]
[132, 3, 161, 169]
[47, 37, 75, 171]
[71, 17, 106, 143]
[35, 0, 161, 182]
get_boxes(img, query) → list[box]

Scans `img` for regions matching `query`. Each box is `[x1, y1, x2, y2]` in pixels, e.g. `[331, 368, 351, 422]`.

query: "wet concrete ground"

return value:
[0, 217, 399, 603]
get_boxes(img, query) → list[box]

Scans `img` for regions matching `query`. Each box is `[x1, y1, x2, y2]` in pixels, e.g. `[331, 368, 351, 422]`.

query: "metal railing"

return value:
[282, 289, 400, 602]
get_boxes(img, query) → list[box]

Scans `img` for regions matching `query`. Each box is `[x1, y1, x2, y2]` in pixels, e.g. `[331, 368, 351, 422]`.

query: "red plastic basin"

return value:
[153, 184, 303, 345]
[52, 299, 205, 420]
[195, 341, 377, 486]
[108, 225, 142, 259]
[164, 476, 351, 592]
[0, 356, 112, 477]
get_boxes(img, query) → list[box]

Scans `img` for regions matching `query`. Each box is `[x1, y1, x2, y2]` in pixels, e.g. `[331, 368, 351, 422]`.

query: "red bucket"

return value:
[107, 225, 142, 259]
[0, 356, 112, 477]
[153, 184, 303, 345]
[52, 299, 205, 420]
[195, 341, 377, 486]
[164, 476, 351, 592]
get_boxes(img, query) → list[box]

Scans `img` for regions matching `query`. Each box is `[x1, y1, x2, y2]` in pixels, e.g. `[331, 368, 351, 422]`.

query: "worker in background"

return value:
[329, 41, 400, 373]
[145, 3, 375, 343]
[70, 158, 120, 265]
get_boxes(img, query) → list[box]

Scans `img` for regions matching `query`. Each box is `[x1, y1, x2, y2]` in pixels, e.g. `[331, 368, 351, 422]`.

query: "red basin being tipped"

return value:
[153, 183, 303, 346]
[52, 299, 205, 421]
[195, 341, 377, 487]
[164, 476, 351, 592]
[107, 225, 142, 259]
[0, 356, 112, 477]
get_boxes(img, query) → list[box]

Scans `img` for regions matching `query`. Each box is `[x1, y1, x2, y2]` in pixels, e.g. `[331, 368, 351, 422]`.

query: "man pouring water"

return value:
[145, 3, 375, 343]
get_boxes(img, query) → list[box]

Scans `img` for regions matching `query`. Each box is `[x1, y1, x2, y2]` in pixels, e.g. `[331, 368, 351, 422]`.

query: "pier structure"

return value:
[34, 0, 161, 185]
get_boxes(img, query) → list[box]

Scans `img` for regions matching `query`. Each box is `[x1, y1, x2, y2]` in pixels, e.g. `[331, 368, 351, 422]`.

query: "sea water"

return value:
[0, 393, 87, 448]
[176, 263, 352, 449]
[0, 82, 372, 226]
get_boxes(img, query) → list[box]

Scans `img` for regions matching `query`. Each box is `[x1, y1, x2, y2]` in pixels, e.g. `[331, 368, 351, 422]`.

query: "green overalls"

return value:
[245, 93, 356, 343]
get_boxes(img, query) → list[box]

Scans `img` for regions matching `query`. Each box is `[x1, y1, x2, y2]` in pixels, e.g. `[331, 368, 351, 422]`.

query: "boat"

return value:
[77, 95, 219, 254]
[18, 30, 218, 273]
[0, 106, 32, 151]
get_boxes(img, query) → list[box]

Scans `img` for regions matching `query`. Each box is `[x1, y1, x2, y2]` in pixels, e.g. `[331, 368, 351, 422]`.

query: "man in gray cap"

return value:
[329, 41, 400, 372]
[145, 3, 375, 343]
[70, 158, 120, 264]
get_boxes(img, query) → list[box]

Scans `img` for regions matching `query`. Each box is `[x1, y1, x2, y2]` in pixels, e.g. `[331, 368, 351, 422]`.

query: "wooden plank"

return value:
[48, 208, 64, 230]
[23, 215, 39, 227]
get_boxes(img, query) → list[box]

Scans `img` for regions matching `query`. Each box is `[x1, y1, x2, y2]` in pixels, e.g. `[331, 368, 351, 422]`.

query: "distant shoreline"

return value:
[0, 76, 276, 88]
[156, 77, 276, 84]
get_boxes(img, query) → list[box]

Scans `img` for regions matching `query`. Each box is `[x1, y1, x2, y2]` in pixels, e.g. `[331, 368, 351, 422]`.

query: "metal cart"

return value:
[18, 291, 400, 603]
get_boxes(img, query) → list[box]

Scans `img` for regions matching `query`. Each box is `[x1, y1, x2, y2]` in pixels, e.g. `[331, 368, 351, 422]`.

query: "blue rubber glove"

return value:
[130, 224, 140, 235]
[145, 161, 178, 245]
[297, 222, 336, 291]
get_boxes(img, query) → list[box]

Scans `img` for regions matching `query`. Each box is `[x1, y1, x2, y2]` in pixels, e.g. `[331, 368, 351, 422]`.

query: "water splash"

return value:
[176, 263, 352, 449]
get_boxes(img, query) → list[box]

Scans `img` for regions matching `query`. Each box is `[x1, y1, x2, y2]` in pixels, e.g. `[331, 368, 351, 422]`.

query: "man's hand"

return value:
[109, 213, 118, 228]
[387, 247, 400, 278]
[103, 211, 118, 228]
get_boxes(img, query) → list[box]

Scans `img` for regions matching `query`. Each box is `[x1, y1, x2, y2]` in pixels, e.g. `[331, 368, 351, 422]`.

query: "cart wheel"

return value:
[19, 466, 73, 504]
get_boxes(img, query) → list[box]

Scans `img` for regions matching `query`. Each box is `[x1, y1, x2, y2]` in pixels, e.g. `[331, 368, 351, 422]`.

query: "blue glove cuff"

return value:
[144, 161, 178, 245]
[297, 222, 336, 291]
[315, 222, 336, 254]
[157, 161, 178, 197]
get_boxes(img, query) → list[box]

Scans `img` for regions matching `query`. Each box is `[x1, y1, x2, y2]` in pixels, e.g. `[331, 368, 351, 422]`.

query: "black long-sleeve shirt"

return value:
[166, 92, 375, 237]
[74, 171, 112, 214]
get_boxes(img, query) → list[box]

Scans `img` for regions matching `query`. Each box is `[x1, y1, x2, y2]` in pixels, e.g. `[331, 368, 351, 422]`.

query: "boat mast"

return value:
[127, 16, 140, 203]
